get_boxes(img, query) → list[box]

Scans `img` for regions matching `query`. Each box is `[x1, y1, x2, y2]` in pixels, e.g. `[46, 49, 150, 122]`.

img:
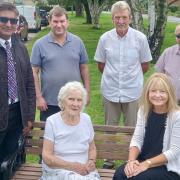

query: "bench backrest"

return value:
[26, 122, 134, 161]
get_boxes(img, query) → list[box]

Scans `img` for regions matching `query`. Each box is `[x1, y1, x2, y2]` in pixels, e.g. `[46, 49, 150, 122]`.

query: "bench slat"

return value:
[25, 147, 41, 155]
[26, 139, 43, 147]
[28, 130, 44, 137]
[94, 125, 134, 133]
[97, 151, 128, 160]
[12, 175, 40, 180]
[95, 133, 131, 142]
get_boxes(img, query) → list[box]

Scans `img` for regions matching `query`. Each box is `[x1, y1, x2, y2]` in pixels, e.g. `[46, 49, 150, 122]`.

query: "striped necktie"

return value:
[5, 41, 18, 103]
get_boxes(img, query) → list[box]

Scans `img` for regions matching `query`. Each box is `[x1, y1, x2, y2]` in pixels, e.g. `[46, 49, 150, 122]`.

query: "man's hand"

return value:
[36, 96, 48, 111]
[23, 121, 33, 135]
[86, 91, 90, 106]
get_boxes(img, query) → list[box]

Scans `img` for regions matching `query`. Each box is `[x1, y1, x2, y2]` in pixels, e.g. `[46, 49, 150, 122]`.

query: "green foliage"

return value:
[168, 5, 179, 13]
[36, 2, 52, 12]
[168, 6, 180, 17]
[47, 0, 74, 7]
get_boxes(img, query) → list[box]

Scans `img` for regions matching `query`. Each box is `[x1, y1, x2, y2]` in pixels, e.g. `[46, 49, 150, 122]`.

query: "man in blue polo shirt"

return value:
[31, 6, 90, 121]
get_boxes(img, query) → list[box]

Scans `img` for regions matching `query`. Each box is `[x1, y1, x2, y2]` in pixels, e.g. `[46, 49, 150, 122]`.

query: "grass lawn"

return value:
[26, 13, 178, 163]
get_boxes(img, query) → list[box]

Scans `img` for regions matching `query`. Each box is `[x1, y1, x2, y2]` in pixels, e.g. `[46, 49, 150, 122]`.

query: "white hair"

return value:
[57, 81, 87, 111]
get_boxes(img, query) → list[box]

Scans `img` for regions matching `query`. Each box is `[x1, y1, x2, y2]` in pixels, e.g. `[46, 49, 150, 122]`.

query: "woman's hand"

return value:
[85, 160, 96, 173]
[73, 162, 88, 176]
[132, 161, 150, 176]
[124, 160, 140, 178]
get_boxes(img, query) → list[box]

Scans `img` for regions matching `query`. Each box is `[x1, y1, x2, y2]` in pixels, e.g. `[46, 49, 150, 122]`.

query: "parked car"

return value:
[16, 5, 41, 32]
[18, 15, 28, 41]
[40, 9, 49, 26]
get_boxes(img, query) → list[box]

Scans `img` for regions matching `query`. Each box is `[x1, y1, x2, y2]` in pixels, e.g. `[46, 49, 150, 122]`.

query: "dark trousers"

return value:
[40, 105, 60, 121]
[113, 164, 180, 180]
[0, 102, 23, 164]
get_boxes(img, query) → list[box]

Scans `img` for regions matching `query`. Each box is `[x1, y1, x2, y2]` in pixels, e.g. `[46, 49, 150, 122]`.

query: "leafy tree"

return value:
[87, 0, 111, 29]
[127, 0, 179, 61]
[82, 0, 92, 23]
[75, 0, 83, 16]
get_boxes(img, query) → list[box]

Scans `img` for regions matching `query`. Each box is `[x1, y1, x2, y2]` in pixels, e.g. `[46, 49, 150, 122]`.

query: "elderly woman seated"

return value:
[40, 81, 100, 180]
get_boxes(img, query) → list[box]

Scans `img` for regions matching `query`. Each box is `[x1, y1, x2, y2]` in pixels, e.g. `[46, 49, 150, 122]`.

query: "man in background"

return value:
[31, 6, 90, 121]
[155, 24, 180, 105]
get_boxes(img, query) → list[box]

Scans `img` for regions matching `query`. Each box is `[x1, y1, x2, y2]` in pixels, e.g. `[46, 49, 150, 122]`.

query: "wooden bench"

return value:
[11, 122, 134, 180]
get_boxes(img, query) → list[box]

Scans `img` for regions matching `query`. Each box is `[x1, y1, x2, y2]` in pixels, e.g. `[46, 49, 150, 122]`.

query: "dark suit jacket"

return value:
[0, 36, 36, 131]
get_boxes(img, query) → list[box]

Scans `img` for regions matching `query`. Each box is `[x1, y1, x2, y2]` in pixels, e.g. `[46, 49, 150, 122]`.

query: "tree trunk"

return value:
[87, 0, 108, 29]
[148, 0, 168, 61]
[127, 0, 144, 32]
[148, 0, 156, 36]
[82, 0, 92, 24]
[75, 0, 83, 17]
[127, 0, 168, 61]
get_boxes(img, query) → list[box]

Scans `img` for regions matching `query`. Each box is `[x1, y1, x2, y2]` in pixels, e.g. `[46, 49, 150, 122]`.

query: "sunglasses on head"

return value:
[0, 17, 18, 25]
[176, 34, 180, 39]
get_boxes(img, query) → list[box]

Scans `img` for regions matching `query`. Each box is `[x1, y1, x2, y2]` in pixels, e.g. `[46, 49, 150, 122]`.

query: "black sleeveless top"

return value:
[138, 111, 167, 161]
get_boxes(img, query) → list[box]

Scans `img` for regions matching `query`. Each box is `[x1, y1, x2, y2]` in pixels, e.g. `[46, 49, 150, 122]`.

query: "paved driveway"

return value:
[167, 16, 180, 23]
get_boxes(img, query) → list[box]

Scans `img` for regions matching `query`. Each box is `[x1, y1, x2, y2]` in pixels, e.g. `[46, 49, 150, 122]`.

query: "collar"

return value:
[47, 32, 71, 44]
[0, 37, 12, 48]
[115, 26, 131, 39]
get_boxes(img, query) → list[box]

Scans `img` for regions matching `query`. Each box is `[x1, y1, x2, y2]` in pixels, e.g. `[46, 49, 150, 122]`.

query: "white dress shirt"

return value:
[94, 27, 152, 103]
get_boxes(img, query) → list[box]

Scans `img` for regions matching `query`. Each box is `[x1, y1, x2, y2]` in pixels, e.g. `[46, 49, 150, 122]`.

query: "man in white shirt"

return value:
[95, 1, 152, 128]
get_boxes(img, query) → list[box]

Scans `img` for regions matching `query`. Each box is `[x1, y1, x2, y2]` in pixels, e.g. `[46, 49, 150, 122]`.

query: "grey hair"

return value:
[111, 1, 131, 17]
[58, 81, 87, 111]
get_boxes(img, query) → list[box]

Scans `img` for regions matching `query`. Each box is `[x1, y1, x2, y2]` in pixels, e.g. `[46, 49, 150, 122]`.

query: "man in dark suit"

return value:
[0, 2, 36, 167]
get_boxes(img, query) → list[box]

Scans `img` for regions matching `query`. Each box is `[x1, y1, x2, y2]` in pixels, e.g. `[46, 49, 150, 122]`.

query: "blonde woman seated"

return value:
[41, 81, 100, 180]
[113, 73, 180, 180]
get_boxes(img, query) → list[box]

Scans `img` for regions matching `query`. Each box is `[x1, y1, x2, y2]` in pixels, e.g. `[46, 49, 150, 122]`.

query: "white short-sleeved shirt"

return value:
[94, 27, 152, 103]
[42, 112, 94, 171]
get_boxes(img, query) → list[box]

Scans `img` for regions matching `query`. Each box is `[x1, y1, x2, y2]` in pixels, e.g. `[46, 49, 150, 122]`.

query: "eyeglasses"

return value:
[176, 34, 180, 39]
[0, 17, 18, 25]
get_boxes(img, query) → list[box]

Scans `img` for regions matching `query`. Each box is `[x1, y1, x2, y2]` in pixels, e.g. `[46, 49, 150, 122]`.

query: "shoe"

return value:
[102, 162, 115, 169]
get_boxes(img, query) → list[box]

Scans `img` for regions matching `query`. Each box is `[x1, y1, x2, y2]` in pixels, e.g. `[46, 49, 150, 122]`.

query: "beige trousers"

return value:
[103, 97, 139, 127]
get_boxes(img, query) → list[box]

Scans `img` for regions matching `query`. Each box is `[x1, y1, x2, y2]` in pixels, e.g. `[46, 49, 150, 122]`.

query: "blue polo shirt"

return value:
[30, 32, 88, 105]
